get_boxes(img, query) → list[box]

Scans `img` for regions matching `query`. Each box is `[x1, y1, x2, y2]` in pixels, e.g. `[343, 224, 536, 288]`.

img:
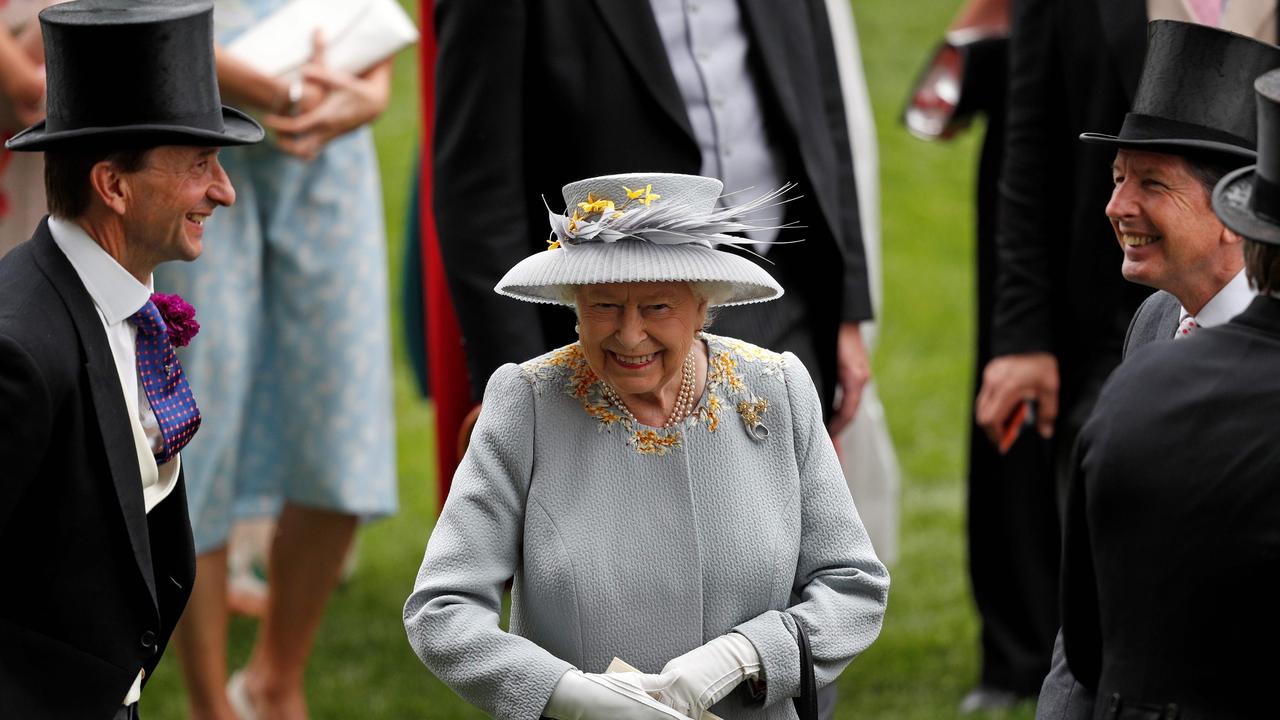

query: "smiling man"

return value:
[1031, 20, 1280, 720]
[0, 2, 262, 718]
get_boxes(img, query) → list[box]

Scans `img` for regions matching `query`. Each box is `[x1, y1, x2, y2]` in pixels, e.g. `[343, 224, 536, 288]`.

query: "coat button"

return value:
[141, 630, 157, 649]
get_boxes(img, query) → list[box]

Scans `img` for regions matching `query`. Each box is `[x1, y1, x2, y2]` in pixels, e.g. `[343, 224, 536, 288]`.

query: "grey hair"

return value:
[566, 281, 729, 329]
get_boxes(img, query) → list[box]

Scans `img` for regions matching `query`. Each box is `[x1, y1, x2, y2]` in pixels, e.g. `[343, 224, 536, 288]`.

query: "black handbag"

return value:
[793, 621, 817, 720]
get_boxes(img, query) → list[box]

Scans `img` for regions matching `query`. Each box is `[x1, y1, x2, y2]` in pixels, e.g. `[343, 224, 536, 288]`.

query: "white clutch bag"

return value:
[224, 0, 418, 79]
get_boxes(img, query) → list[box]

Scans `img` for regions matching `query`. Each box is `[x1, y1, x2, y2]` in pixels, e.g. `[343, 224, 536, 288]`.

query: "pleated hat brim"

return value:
[495, 239, 783, 306]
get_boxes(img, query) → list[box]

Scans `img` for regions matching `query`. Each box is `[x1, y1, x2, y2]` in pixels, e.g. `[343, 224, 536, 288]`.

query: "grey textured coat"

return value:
[404, 335, 889, 720]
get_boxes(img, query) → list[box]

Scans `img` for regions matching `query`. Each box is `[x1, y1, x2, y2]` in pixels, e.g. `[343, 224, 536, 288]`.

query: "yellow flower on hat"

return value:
[578, 192, 616, 215]
[568, 209, 584, 234]
[546, 237, 561, 250]
[624, 183, 661, 207]
[639, 186, 661, 207]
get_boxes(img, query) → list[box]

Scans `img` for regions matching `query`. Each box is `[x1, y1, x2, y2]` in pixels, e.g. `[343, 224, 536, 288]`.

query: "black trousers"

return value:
[967, 106, 1061, 695]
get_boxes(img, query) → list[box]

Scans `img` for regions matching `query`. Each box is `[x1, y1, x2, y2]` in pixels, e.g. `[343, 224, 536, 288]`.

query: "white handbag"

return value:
[224, 0, 418, 79]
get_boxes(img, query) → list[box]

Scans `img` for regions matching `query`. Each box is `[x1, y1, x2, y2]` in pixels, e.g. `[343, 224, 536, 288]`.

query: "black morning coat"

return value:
[432, 0, 870, 402]
[0, 218, 195, 718]
[1062, 296, 1280, 719]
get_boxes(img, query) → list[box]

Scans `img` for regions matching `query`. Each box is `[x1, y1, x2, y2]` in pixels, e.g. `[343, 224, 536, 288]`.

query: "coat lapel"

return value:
[1094, 0, 1148, 102]
[737, 0, 805, 141]
[28, 218, 158, 609]
[588, 0, 693, 139]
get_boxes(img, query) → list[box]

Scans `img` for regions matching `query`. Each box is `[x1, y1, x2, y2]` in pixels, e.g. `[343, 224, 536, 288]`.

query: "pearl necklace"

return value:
[601, 349, 697, 429]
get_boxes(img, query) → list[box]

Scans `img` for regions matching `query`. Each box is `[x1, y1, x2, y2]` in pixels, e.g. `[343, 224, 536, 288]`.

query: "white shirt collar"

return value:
[47, 215, 152, 325]
[1180, 268, 1255, 328]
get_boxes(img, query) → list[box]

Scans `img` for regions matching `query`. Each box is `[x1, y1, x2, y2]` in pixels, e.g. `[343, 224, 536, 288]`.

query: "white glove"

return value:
[544, 669, 695, 720]
[633, 633, 763, 718]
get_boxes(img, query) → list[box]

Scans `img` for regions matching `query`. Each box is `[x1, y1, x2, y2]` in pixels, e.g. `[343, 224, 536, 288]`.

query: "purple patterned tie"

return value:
[129, 300, 201, 463]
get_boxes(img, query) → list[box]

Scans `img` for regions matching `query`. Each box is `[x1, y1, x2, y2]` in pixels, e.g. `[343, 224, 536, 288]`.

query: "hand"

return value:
[828, 322, 871, 438]
[975, 351, 1059, 447]
[631, 633, 762, 719]
[0, 31, 45, 127]
[544, 670, 694, 720]
[263, 60, 392, 161]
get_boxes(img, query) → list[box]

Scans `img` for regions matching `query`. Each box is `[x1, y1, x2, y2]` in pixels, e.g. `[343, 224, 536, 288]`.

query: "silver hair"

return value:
[566, 281, 728, 329]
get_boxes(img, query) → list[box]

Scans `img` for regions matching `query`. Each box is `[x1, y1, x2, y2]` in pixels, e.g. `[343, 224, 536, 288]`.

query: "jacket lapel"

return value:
[1094, 0, 1148, 102]
[737, 0, 805, 142]
[28, 218, 158, 610]
[588, 0, 693, 139]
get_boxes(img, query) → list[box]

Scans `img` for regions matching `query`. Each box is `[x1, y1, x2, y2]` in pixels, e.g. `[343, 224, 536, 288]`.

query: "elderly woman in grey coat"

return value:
[404, 173, 889, 720]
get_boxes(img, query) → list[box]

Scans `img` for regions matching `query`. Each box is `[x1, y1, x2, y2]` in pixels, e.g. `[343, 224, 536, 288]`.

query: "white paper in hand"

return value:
[606, 658, 724, 720]
[581, 672, 695, 720]
[224, 0, 418, 79]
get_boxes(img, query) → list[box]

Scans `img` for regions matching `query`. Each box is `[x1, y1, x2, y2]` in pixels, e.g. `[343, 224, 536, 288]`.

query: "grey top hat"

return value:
[1080, 20, 1280, 160]
[6, 0, 263, 152]
[495, 173, 788, 306]
[1213, 69, 1280, 246]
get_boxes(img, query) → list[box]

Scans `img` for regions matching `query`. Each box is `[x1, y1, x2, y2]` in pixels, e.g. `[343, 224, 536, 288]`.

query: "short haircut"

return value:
[1182, 152, 1247, 198]
[1244, 237, 1280, 294]
[44, 146, 152, 218]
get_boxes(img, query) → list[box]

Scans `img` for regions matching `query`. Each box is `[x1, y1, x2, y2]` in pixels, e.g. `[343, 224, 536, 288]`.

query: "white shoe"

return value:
[226, 670, 261, 720]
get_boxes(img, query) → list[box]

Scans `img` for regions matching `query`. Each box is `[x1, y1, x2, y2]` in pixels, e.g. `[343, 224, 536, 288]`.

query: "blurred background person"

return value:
[906, 0, 1058, 711]
[154, 1, 400, 718]
[0, 0, 55, 257]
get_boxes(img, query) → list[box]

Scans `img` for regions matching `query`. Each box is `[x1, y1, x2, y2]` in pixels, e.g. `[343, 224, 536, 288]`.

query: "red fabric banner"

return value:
[418, 0, 473, 512]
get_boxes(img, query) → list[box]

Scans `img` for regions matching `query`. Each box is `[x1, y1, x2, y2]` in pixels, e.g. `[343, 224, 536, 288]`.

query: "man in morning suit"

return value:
[0, 1, 263, 717]
[966, 1, 1278, 709]
[1032, 20, 1279, 720]
[433, 0, 874, 441]
[1058, 66, 1280, 720]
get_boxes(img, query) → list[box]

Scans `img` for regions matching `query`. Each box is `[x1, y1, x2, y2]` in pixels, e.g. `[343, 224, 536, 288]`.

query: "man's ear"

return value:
[1223, 225, 1245, 247]
[88, 160, 130, 216]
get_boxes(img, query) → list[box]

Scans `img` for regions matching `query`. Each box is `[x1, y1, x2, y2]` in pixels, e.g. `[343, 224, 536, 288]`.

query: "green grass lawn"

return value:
[140, 0, 1038, 717]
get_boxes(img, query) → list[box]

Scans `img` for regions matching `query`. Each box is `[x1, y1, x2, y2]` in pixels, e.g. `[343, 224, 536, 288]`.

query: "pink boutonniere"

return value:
[151, 292, 200, 347]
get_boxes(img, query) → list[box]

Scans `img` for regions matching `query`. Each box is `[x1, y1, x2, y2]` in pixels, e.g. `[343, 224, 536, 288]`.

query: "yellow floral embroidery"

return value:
[630, 430, 682, 455]
[521, 336, 783, 454]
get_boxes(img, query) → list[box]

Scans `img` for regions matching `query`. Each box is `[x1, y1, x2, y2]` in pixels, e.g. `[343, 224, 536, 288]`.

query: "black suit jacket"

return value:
[433, 0, 868, 400]
[992, 0, 1152, 401]
[1060, 296, 1280, 718]
[0, 220, 195, 718]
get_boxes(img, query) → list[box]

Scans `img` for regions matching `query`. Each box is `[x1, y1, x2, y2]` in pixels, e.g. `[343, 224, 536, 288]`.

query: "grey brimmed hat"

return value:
[1213, 69, 1280, 246]
[1079, 20, 1280, 160]
[495, 173, 787, 306]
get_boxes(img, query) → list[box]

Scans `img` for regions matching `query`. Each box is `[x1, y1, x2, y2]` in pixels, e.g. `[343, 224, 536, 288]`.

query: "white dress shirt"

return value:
[1177, 267, 1255, 333]
[48, 215, 181, 705]
[649, 0, 786, 251]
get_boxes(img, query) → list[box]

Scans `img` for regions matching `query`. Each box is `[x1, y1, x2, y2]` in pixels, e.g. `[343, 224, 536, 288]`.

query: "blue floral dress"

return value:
[155, 0, 397, 553]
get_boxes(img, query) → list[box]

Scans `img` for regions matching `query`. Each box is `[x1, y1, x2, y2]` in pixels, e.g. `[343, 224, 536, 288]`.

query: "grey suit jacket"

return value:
[403, 335, 889, 720]
[1121, 290, 1181, 359]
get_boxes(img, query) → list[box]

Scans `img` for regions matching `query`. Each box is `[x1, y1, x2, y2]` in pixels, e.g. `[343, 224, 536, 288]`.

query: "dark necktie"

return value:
[128, 300, 201, 463]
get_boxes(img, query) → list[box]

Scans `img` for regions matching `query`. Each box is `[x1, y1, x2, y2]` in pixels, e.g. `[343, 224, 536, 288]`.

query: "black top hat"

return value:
[1213, 69, 1280, 246]
[4, 0, 263, 152]
[1080, 20, 1280, 160]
